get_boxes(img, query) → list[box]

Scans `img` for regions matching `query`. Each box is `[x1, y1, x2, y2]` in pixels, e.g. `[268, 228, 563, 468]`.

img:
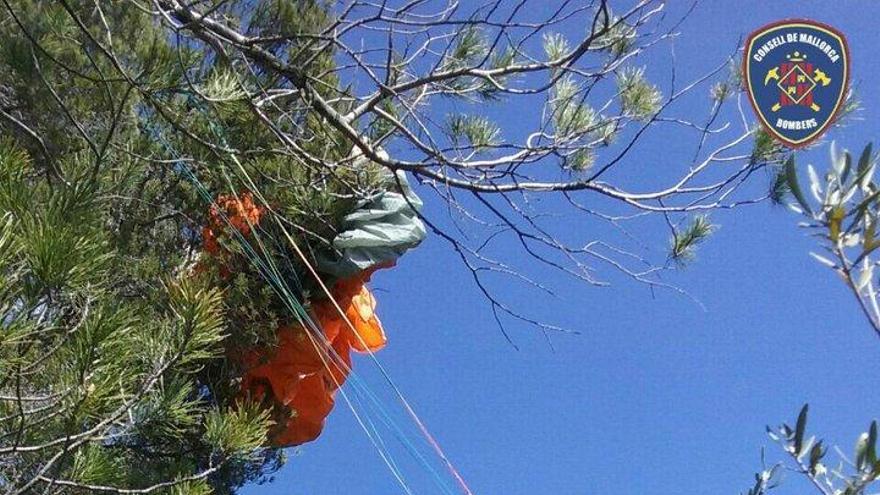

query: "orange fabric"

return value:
[271, 373, 335, 447]
[200, 193, 395, 448]
[202, 192, 264, 257]
[348, 285, 386, 352]
[314, 285, 386, 353]
[238, 270, 391, 447]
[239, 324, 342, 446]
[312, 262, 393, 354]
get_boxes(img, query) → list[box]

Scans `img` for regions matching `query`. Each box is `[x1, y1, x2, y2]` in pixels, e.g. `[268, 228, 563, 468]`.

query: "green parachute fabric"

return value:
[317, 170, 426, 278]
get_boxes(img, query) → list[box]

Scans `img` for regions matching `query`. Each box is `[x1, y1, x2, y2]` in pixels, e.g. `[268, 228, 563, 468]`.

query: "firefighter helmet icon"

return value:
[744, 20, 849, 148]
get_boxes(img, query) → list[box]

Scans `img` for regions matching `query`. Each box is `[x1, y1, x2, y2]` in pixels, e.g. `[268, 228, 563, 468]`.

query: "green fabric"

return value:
[317, 171, 426, 278]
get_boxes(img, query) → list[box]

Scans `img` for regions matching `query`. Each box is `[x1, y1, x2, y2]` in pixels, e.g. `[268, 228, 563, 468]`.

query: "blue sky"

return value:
[243, 2, 880, 494]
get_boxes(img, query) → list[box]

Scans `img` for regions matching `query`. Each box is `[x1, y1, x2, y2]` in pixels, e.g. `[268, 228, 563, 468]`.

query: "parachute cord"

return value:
[272, 218, 475, 495]
[164, 95, 473, 495]
[186, 164, 420, 495]
[214, 154, 460, 495]
[147, 118, 421, 494]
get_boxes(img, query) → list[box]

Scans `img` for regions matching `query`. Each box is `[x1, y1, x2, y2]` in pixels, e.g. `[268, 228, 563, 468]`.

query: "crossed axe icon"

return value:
[764, 66, 831, 112]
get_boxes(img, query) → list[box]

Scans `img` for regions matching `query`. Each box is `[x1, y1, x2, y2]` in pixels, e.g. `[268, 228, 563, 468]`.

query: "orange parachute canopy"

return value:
[239, 266, 390, 447]
[199, 191, 391, 447]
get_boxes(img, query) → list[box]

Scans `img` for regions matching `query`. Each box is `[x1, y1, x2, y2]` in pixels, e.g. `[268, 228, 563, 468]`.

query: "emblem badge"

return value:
[744, 19, 849, 148]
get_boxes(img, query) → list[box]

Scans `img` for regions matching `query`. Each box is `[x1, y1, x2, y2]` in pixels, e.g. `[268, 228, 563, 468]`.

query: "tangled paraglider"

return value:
[197, 171, 425, 447]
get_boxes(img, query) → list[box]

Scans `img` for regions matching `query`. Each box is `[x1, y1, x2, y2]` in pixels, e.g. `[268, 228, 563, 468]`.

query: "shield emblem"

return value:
[744, 20, 849, 148]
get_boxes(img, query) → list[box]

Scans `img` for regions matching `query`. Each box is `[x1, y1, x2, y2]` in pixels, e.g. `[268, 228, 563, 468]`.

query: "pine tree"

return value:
[0, 1, 789, 493]
[0, 134, 281, 492]
[0, 2, 347, 493]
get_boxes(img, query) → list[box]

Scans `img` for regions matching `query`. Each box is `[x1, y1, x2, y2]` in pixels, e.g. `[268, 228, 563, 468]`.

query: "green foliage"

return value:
[447, 114, 501, 151]
[616, 67, 662, 120]
[204, 401, 272, 458]
[748, 404, 880, 495]
[543, 33, 570, 61]
[784, 143, 877, 248]
[0, 139, 278, 493]
[710, 81, 733, 103]
[547, 73, 617, 171]
[769, 166, 791, 205]
[782, 155, 812, 214]
[489, 47, 517, 72]
[69, 446, 127, 486]
[751, 128, 786, 166]
[669, 215, 715, 265]
[551, 76, 598, 136]
[750, 144, 880, 495]
[711, 60, 743, 103]
[164, 280, 227, 369]
[0, 1, 367, 493]
[567, 148, 595, 172]
[778, 143, 880, 339]
[478, 46, 518, 100]
[368, 99, 402, 140]
[201, 70, 248, 103]
[835, 89, 862, 129]
[439, 25, 519, 99]
[592, 8, 637, 57]
[444, 26, 487, 72]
